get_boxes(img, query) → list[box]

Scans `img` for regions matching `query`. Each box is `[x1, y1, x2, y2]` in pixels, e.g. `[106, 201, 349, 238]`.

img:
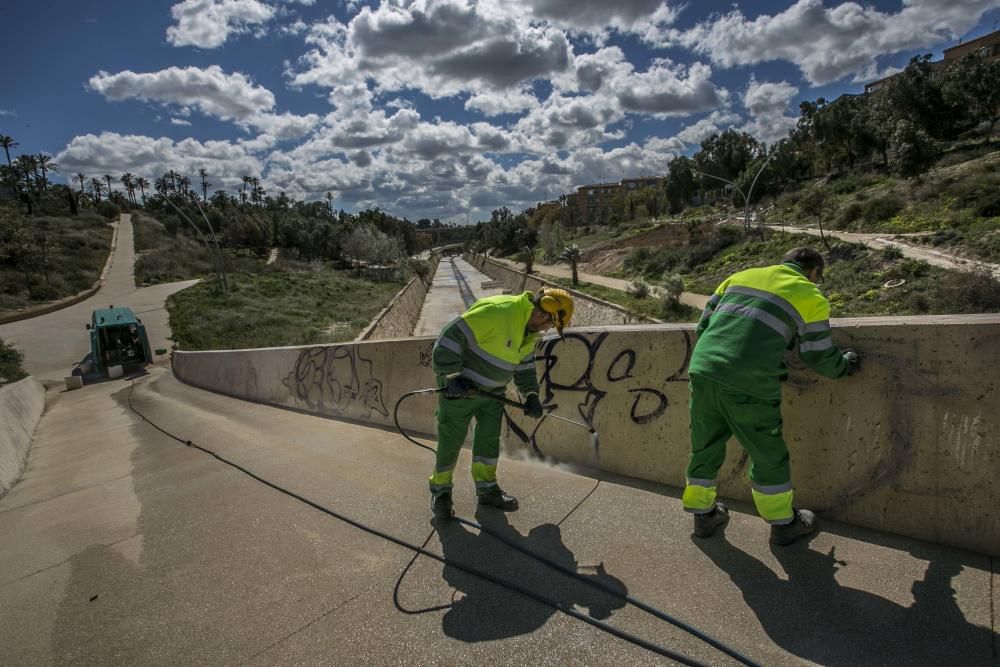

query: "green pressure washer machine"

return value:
[85, 306, 153, 377]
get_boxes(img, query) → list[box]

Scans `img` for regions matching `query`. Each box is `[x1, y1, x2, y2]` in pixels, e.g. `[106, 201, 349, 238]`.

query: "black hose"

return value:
[393, 389, 761, 667]
[126, 382, 709, 666]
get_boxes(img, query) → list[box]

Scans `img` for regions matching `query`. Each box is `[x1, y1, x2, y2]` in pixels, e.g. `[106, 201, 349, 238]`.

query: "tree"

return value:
[120, 173, 136, 207]
[0, 135, 18, 192]
[695, 129, 765, 183]
[559, 244, 582, 286]
[75, 173, 87, 197]
[883, 54, 954, 139]
[799, 189, 831, 250]
[198, 168, 210, 202]
[888, 119, 937, 181]
[103, 174, 114, 198]
[36, 154, 57, 190]
[665, 155, 695, 213]
[941, 53, 1000, 142]
[90, 178, 104, 203]
[326, 191, 333, 216]
[136, 176, 149, 205]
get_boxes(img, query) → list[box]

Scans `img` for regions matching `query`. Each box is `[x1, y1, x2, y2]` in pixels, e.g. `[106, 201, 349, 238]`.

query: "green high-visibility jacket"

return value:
[432, 291, 540, 396]
[690, 262, 848, 399]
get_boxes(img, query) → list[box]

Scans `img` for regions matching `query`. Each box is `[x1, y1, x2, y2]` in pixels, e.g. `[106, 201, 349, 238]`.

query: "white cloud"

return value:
[166, 0, 276, 48]
[740, 78, 799, 144]
[89, 66, 275, 121]
[671, 0, 1000, 86]
[521, 0, 679, 43]
[170, 118, 193, 126]
[465, 90, 539, 116]
[615, 60, 723, 117]
[0, 109, 16, 117]
[675, 109, 741, 146]
[54, 132, 263, 189]
[87, 66, 320, 139]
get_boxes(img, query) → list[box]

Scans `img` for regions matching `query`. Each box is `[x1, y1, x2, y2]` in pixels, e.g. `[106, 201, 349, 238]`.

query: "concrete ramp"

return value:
[0, 368, 995, 664]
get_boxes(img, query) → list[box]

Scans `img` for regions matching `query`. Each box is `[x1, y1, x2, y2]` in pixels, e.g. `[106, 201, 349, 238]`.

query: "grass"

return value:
[0, 337, 27, 385]
[680, 231, 1000, 317]
[133, 212, 269, 286]
[0, 206, 113, 314]
[166, 269, 404, 350]
[549, 277, 699, 323]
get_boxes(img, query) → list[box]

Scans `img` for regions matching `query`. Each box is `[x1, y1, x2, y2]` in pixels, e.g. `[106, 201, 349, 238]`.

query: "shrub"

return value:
[660, 272, 685, 303]
[881, 244, 904, 260]
[97, 200, 121, 221]
[0, 337, 27, 385]
[628, 280, 650, 299]
[862, 196, 904, 224]
[838, 202, 865, 228]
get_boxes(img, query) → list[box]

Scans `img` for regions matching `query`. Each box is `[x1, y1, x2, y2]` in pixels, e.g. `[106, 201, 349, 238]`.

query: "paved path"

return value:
[0, 214, 197, 380]
[490, 257, 711, 309]
[0, 367, 995, 665]
[412, 257, 504, 336]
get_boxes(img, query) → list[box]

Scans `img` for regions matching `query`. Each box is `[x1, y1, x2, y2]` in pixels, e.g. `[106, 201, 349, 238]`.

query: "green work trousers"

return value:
[683, 374, 795, 524]
[428, 393, 504, 499]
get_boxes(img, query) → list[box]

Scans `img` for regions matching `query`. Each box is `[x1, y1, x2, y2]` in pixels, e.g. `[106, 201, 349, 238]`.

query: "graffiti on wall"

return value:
[506, 330, 693, 457]
[283, 345, 389, 418]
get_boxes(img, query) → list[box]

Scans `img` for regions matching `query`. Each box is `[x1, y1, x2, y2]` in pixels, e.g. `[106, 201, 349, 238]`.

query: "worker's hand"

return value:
[842, 348, 861, 375]
[523, 394, 544, 419]
[443, 376, 473, 398]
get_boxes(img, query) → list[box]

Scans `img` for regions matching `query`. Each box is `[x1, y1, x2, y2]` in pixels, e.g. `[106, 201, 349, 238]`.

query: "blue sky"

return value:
[4, 0, 1000, 222]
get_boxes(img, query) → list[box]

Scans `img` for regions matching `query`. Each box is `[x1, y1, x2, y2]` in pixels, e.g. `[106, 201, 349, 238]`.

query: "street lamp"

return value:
[693, 142, 783, 237]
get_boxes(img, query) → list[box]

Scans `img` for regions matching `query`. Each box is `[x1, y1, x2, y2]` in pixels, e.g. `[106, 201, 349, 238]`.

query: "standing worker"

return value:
[429, 288, 575, 519]
[683, 247, 859, 544]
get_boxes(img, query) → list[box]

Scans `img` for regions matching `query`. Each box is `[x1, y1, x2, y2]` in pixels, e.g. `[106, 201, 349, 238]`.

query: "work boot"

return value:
[431, 493, 454, 520]
[477, 488, 519, 511]
[693, 503, 730, 538]
[770, 509, 818, 545]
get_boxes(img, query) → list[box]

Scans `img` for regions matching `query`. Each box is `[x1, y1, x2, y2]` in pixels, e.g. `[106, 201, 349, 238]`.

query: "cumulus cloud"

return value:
[671, 0, 1000, 85]
[675, 109, 741, 146]
[615, 60, 723, 116]
[54, 132, 263, 189]
[170, 118, 193, 126]
[522, 0, 679, 42]
[740, 78, 799, 144]
[0, 109, 16, 117]
[288, 4, 573, 98]
[87, 66, 320, 139]
[166, 0, 276, 48]
[465, 90, 539, 116]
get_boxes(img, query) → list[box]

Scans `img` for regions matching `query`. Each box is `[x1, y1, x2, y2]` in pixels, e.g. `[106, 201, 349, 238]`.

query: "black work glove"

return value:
[443, 376, 473, 399]
[523, 394, 544, 419]
[842, 348, 860, 376]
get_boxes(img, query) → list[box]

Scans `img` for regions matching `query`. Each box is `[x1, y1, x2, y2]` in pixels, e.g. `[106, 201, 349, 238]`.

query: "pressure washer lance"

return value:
[408, 386, 600, 458]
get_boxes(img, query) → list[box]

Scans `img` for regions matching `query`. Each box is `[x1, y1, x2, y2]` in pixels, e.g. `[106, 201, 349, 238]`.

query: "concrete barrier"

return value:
[173, 314, 1000, 555]
[465, 254, 656, 326]
[357, 254, 441, 341]
[0, 376, 45, 498]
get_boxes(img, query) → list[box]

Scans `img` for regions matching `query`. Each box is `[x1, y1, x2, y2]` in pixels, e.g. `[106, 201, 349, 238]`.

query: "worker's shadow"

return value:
[694, 536, 998, 665]
[434, 508, 627, 643]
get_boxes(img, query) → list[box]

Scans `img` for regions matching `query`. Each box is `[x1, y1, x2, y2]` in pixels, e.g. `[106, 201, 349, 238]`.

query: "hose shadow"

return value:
[693, 536, 997, 666]
[434, 508, 628, 643]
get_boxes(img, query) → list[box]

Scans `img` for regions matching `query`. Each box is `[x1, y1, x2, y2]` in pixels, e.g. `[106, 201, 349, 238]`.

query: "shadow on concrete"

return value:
[694, 535, 998, 666]
[434, 508, 628, 643]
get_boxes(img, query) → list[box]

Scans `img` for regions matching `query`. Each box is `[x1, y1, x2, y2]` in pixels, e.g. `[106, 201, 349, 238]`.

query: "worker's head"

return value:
[783, 247, 825, 284]
[530, 288, 574, 336]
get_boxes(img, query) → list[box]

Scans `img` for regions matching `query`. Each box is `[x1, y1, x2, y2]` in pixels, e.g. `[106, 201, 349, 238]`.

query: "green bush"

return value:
[0, 338, 27, 385]
[881, 244, 904, 260]
[862, 196, 904, 224]
[97, 200, 121, 221]
[628, 280, 650, 299]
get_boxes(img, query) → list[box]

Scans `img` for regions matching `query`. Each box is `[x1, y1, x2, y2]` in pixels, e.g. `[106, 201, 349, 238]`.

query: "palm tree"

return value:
[154, 175, 168, 196]
[136, 176, 149, 205]
[166, 169, 179, 193]
[559, 244, 583, 286]
[15, 155, 37, 193]
[326, 191, 333, 215]
[178, 174, 191, 197]
[120, 173, 135, 207]
[198, 168, 209, 202]
[90, 178, 104, 203]
[0, 135, 17, 192]
[76, 173, 87, 195]
[103, 174, 114, 197]
[36, 154, 58, 191]
[240, 175, 252, 204]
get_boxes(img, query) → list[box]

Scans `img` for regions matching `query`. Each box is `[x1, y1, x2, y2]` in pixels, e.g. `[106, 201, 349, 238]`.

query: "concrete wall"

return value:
[173, 314, 1000, 555]
[0, 376, 45, 498]
[465, 255, 655, 327]
[357, 255, 441, 341]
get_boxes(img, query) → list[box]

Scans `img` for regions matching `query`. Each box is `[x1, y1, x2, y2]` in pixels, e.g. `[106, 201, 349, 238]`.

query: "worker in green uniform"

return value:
[429, 288, 575, 519]
[683, 247, 860, 545]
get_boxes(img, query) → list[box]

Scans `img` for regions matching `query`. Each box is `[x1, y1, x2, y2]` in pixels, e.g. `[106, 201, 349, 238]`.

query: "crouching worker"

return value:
[429, 288, 574, 519]
[683, 247, 860, 545]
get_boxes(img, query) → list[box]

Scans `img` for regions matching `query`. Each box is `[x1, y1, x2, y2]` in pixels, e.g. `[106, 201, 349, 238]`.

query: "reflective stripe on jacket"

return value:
[431, 291, 540, 396]
[690, 262, 848, 399]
